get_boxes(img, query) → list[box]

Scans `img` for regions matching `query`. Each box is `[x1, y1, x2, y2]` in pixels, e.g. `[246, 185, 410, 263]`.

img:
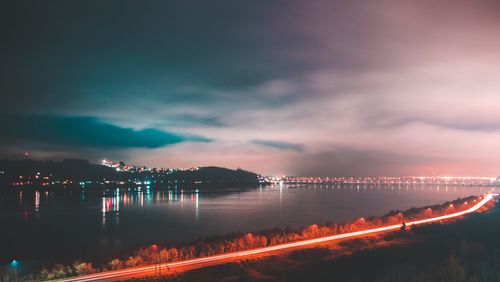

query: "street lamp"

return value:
[10, 260, 19, 282]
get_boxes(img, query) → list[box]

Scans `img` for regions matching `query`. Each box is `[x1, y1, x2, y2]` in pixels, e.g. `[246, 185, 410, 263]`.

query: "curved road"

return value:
[56, 193, 495, 282]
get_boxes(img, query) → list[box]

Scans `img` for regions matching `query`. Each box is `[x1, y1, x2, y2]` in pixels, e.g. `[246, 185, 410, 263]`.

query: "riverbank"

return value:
[140, 198, 500, 282]
[27, 195, 492, 281]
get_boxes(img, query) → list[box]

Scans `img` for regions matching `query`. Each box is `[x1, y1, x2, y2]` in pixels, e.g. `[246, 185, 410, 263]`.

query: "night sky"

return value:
[2, 1, 500, 176]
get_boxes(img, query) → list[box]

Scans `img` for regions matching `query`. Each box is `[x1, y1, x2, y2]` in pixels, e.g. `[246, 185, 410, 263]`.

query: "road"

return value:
[56, 193, 495, 282]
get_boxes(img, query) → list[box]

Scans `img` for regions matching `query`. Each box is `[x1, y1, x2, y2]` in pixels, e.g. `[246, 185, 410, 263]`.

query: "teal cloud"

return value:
[0, 114, 210, 149]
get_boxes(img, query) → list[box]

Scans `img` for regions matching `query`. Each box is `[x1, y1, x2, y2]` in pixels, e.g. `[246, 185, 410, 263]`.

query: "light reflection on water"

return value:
[98, 187, 202, 224]
[0, 183, 498, 265]
[22, 183, 496, 229]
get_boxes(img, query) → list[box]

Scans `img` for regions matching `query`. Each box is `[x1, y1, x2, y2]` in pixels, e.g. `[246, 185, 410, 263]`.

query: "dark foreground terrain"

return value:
[136, 201, 500, 282]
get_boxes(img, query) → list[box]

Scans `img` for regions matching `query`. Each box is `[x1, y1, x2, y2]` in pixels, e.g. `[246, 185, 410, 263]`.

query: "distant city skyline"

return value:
[2, 1, 500, 176]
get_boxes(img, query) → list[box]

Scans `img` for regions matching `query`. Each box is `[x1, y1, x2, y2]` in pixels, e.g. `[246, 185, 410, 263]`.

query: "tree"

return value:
[40, 268, 50, 280]
[243, 233, 255, 248]
[302, 224, 319, 239]
[72, 262, 96, 275]
[46, 264, 67, 280]
[108, 259, 123, 270]
[125, 256, 143, 267]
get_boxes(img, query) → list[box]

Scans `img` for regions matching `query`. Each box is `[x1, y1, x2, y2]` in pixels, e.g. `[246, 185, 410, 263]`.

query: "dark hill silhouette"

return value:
[0, 159, 260, 189]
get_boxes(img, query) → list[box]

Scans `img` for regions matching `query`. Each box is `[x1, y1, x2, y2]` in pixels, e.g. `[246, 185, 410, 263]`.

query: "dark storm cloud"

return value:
[252, 140, 305, 152]
[0, 114, 210, 149]
[0, 0, 313, 114]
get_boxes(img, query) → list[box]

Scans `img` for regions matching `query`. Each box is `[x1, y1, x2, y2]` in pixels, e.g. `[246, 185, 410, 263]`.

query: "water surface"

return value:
[0, 183, 496, 266]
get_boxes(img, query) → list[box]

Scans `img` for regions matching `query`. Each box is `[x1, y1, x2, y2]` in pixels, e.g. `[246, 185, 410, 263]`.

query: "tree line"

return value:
[37, 196, 479, 280]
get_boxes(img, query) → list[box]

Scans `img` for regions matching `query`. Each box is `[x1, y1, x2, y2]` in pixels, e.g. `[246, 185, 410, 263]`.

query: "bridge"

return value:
[268, 176, 500, 186]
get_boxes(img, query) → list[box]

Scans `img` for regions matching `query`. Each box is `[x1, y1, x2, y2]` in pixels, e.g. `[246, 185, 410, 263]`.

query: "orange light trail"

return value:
[57, 193, 496, 282]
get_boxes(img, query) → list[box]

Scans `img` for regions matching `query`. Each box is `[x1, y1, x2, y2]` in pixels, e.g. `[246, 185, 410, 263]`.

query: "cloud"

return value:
[252, 140, 305, 152]
[2, 1, 500, 175]
[369, 117, 500, 133]
[157, 114, 226, 128]
[0, 114, 210, 149]
[287, 147, 440, 177]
